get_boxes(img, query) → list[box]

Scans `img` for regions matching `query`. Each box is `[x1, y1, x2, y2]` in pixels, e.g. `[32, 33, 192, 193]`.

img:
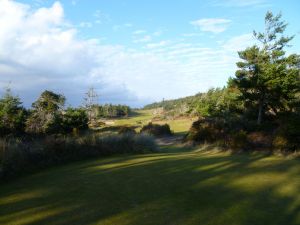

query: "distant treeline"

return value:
[95, 104, 131, 118]
[143, 93, 203, 113]
[0, 89, 131, 136]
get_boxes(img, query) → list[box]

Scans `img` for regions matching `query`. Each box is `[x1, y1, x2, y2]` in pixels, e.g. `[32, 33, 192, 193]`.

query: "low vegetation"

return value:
[140, 122, 172, 137]
[0, 133, 156, 180]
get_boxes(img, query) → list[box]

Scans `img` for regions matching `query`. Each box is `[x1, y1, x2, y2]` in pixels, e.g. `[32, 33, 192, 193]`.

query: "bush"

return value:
[186, 112, 300, 153]
[272, 135, 289, 151]
[118, 126, 137, 135]
[62, 108, 88, 133]
[140, 122, 172, 136]
[228, 130, 248, 150]
[0, 133, 157, 180]
[187, 118, 249, 150]
[247, 131, 272, 148]
[186, 118, 224, 143]
[272, 113, 300, 151]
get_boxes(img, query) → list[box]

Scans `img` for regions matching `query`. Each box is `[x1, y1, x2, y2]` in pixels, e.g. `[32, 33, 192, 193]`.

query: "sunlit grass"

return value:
[0, 150, 299, 225]
[113, 109, 196, 134]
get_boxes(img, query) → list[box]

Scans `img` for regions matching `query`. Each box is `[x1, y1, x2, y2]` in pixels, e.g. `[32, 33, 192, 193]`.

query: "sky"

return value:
[0, 0, 299, 107]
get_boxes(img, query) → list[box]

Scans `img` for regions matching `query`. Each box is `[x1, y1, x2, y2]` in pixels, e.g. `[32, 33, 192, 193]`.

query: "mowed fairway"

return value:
[0, 150, 299, 225]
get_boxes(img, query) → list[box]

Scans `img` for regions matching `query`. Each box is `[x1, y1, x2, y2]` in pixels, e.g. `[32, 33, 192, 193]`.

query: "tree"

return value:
[195, 87, 242, 118]
[26, 90, 65, 134]
[0, 88, 27, 135]
[232, 11, 300, 124]
[62, 108, 88, 133]
[84, 87, 99, 123]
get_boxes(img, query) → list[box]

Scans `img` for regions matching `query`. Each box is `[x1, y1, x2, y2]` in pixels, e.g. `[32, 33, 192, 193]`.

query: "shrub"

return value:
[272, 113, 300, 151]
[186, 112, 300, 153]
[187, 118, 250, 150]
[0, 133, 157, 180]
[247, 131, 272, 148]
[272, 135, 289, 151]
[186, 118, 224, 143]
[62, 108, 88, 133]
[118, 126, 137, 135]
[228, 130, 248, 150]
[140, 122, 172, 136]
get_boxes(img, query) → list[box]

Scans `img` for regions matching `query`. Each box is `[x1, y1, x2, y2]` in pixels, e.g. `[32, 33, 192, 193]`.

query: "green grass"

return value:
[1, 113, 299, 224]
[1, 149, 299, 225]
[154, 118, 195, 135]
[111, 109, 196, 135]
[113, 110, 154, 127]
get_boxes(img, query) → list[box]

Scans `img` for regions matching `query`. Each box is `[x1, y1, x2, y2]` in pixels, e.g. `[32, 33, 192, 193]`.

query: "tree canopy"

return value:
[232, 11, 300, 124]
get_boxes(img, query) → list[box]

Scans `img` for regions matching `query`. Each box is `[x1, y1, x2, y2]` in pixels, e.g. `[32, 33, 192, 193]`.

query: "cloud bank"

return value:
[0, 1, 255, 108]
[190, 18, 231, 33]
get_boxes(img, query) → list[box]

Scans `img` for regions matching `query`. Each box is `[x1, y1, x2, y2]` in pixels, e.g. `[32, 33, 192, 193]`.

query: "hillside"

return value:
[143, 93, 204, 113]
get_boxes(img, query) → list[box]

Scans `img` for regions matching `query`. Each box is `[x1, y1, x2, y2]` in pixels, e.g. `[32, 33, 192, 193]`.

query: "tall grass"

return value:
[0, 133, 157, 180]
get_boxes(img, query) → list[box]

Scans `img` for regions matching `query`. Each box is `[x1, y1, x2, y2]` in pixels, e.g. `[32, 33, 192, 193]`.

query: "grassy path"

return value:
[0, 145, 299, 225]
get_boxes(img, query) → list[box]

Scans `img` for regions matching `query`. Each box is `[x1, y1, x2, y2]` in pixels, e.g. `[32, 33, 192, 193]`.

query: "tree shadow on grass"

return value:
[0, 152, 299, 225]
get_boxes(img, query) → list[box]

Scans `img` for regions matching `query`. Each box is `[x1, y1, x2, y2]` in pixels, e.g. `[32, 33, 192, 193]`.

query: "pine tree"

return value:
[233, 11, 300, 125]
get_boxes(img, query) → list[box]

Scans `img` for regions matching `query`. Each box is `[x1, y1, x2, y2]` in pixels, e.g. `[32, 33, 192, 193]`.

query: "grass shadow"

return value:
[0, 151, 299, 225]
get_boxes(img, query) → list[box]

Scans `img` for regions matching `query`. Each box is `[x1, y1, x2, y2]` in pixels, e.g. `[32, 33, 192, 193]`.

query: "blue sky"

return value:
[1, 0, 299, 107]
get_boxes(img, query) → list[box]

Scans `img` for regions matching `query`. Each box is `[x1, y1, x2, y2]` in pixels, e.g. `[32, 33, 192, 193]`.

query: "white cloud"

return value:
[0, 1, 253, 108]
[1, 1, 210, 107]
[133, 30, 146, 35]
[145, 41, 170, 49]
[222, 33, 255, 52]
[0, 1, 142, 106]
[191, 18, 231, 33]
[133, 35, 152, 43]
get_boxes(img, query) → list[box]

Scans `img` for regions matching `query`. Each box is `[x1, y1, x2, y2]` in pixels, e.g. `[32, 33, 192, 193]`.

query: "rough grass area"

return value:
[112, 110, 196, 135]
[0, 150, 299, 225]
[0, 133, 157, 180]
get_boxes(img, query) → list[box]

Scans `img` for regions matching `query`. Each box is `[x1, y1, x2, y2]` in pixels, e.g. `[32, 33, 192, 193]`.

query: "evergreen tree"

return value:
[233, 12, 300, 124]
[26, 90, 65, 134]
[0, 88, 27, 135]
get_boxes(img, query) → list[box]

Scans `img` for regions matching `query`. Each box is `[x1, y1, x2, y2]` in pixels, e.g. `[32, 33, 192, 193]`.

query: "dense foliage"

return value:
[232, 12, 300, 125]
[96, 104, 131, 118]
[0, 90, 89, 136]
[143, 93, 203, 116]
[26, 90, 66, 134]
[186, 12, 300, 151]
[0, 88, 27, 136]
[62, 108, 89, 133]
[140, 122, 172, 136]
[0, 133, 156, 180]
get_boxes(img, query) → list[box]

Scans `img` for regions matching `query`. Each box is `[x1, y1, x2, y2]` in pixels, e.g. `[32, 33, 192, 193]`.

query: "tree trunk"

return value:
[257, 94, 265, 125]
